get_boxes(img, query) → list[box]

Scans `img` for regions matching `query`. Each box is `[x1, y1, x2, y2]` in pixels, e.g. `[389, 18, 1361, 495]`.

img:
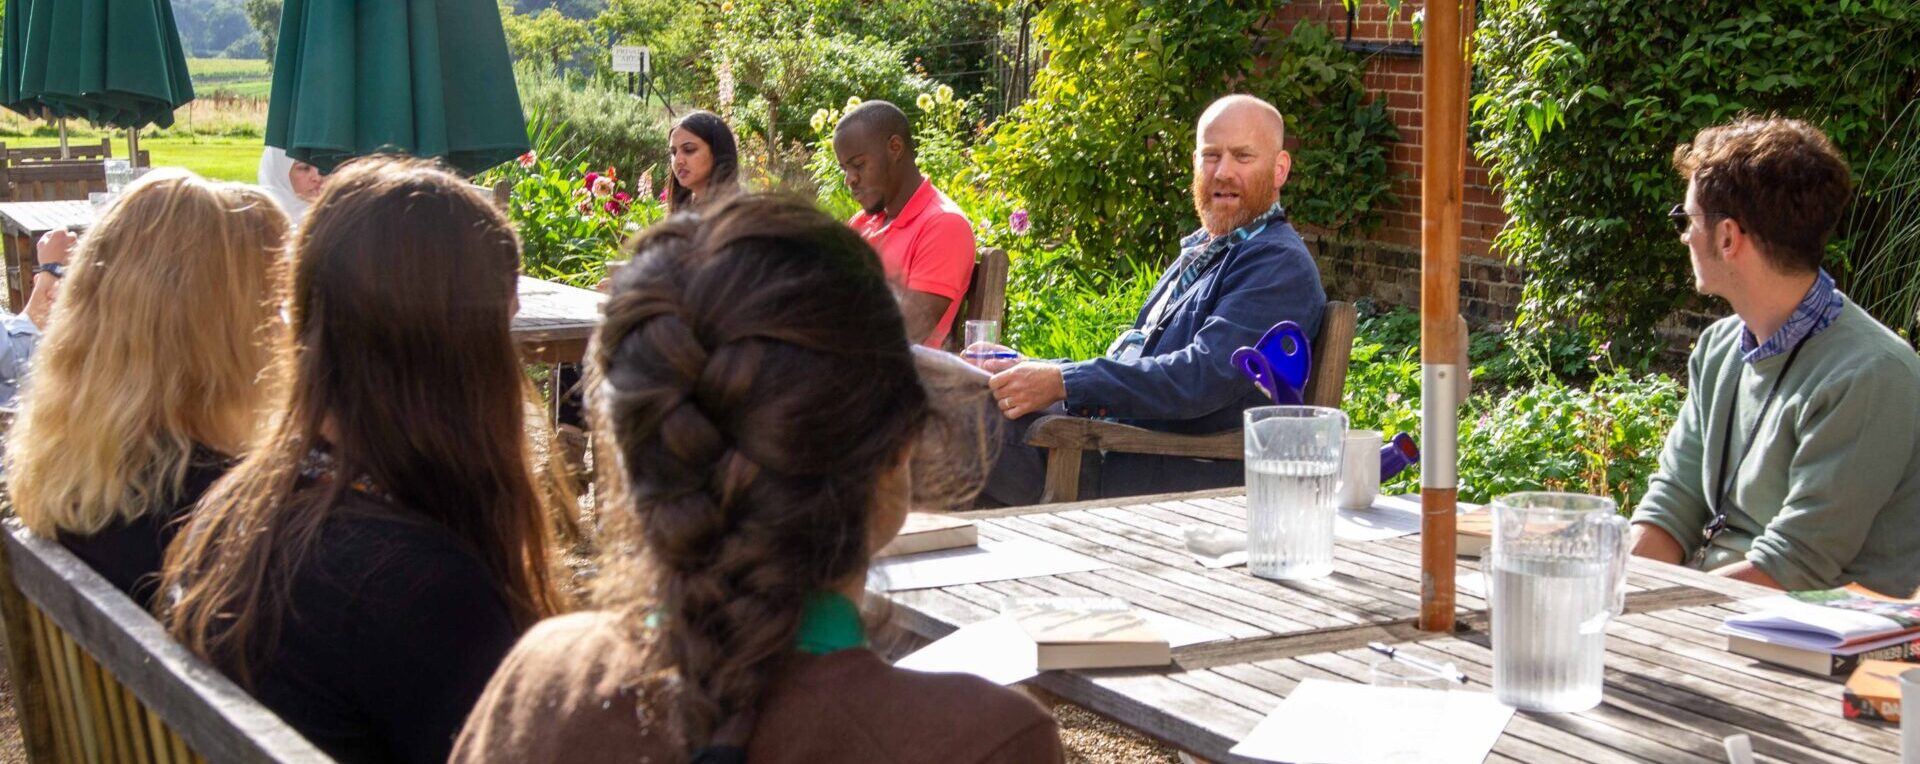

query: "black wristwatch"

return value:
[32, 263, 64, 279]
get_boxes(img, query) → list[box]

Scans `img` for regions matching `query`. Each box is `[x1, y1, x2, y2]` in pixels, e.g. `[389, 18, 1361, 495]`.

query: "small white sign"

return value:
[611, 45, 649, 74]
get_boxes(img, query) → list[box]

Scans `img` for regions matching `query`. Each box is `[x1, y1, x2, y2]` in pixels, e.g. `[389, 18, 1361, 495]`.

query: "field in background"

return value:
[0, 58, 268, 181]
[185, 57, 272, 99]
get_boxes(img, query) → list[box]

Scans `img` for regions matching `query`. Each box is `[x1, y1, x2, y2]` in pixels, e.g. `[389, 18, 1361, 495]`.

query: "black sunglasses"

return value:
[1668, 204, 1728, 235]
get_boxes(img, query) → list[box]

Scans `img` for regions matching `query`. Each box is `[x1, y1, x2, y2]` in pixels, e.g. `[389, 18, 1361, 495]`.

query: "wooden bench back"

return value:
[1, 162, 107, 203]
[0, 149, 158, 203]
[0, 519, 333, 762]
[943, 246, 1008, 351]
[0, 140, 115, 164]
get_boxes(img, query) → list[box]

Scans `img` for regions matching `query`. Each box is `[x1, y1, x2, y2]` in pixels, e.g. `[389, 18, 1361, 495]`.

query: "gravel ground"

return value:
[1050, 696, 1180, 763]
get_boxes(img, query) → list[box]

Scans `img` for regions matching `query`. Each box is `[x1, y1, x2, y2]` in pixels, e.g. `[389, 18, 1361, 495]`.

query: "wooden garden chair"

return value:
[0, 518, 333, 762]
[942, 247, 1009, 352]
[1023, 301, 1367, 504]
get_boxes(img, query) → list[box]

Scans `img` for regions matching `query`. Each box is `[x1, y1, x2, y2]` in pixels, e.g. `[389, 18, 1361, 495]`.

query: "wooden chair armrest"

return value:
[1025, 416, 1242, 461]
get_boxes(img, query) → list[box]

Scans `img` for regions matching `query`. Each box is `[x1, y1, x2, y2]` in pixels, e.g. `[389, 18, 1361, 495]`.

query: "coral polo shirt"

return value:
[849, 179, 977, 347]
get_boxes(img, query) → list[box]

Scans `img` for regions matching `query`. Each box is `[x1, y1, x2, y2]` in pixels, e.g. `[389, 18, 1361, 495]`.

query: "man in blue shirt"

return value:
[973, 94, 1326, 505]
[0, 228, 75, 406]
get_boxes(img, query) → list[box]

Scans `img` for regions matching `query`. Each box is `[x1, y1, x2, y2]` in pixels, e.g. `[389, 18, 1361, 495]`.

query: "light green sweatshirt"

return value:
[1633, 297, 1920, 595]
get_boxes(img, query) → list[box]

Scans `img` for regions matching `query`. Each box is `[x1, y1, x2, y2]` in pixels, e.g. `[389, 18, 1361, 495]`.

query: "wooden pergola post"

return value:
[1418, 0, 1473, 633]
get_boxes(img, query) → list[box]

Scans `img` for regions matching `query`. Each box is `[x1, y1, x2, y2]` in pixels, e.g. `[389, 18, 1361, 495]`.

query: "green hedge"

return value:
[1473, 0, 1920, 351]
[972, 6, 1400, 277]
[515, 64, 674, 185]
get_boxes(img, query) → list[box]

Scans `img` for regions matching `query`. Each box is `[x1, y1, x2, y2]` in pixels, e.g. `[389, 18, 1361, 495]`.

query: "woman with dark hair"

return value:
[160, 157, 563, 764]
[666, 110, 739, 213]
[452, 194, 1062, 763]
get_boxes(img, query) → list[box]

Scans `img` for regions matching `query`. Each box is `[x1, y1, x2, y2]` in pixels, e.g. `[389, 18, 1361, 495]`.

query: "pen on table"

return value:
[1367, 641, 1470, 685]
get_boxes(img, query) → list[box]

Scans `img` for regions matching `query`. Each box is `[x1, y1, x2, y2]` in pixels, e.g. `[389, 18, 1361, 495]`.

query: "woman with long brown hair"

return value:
[452, 194, 1061, 763]
[160, 157, 562, 764]
[7, 170, 288, 607]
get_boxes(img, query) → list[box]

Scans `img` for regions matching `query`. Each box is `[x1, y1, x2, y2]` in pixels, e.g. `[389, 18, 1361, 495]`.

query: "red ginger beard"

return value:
[1192, 165, 1279, 237]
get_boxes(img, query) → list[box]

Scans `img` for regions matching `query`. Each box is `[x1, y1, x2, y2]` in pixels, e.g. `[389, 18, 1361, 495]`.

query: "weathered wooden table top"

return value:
[512, 275, 604, 345]
[888, 490, 1894, 763]
[0, 200, 91, 238]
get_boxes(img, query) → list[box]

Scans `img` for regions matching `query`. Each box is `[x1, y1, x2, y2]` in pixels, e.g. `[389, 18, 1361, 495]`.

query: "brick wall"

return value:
[1260, 2, 1717, 350]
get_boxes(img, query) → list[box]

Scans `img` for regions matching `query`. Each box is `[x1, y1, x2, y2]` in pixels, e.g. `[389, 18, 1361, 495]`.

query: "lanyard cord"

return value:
[1697, 331, 1813, 563]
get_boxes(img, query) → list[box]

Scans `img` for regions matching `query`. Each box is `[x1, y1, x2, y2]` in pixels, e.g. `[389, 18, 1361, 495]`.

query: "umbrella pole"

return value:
[1418, 0, 1472, 633]
[58, 117, 69, 159]
[128, 128, 139, 166]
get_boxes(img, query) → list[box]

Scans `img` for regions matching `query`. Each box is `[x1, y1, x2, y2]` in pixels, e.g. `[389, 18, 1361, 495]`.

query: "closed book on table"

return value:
[1009, 598, 1170, 671]
[875, 513, 978, 558]
[1727, 633, 1920, 677]
[1843, 659, 1916, 722]
[1456, 510, 1493, 558]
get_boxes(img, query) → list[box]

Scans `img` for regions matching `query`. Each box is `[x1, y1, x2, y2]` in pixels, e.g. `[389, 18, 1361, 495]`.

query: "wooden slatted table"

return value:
[886, 490, 1898, 763]
[0, 200, 92, 312]
[0, 200, 605, 362]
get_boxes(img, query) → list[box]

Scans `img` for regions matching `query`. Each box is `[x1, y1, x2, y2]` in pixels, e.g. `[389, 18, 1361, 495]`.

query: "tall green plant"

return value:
[1473, 0, 1920, 353]
[1842, 98, 1920, 345]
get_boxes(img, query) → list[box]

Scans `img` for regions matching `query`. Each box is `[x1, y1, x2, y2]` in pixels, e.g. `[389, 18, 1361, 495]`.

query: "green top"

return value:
[641, 592, 867, 655]
[1633, 297, 1920, 594]
[794, 591, 868, 655]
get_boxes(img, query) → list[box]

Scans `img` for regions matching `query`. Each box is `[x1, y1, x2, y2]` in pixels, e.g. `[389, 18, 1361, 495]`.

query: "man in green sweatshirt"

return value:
[1630, 117, 1920, 596]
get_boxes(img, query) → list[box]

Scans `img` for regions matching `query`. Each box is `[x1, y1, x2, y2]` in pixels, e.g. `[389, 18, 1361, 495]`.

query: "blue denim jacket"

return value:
[1060, 218, 1326, 436]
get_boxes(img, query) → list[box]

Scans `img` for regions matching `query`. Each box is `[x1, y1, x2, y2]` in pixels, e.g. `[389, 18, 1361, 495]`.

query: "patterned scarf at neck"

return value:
[1171, 201, 1287, 304]
[297, 445, 393, 502]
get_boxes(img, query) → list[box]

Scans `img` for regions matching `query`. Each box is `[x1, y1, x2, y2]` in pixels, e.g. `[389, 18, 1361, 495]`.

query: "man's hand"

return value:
[988, 362, 1065, 419]
[36, 229, 76, 266]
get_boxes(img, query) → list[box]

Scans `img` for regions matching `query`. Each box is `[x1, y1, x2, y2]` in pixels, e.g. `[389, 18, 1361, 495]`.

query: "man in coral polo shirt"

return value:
[835, 100, 977, 347]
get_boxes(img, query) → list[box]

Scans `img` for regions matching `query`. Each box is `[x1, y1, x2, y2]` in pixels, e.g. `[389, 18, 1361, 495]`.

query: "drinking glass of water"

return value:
[1243, 406, 1345, 580]
[960, 319, 1017, 367]
[103, 159, 132, 196]
[1489, 492, 1629, 713]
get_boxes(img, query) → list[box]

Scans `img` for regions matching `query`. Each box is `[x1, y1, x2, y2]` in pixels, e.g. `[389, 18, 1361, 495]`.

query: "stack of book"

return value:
[875, 513, 979, 558]
[1719, 586, 1920, 676]
[1007, 597, 1171, 670]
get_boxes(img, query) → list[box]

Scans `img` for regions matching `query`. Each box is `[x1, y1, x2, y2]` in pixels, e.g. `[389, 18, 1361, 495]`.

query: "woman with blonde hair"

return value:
[452, 194, 1061, 763]
[6, 170, 289, 607]
[160, 156, 562, 764]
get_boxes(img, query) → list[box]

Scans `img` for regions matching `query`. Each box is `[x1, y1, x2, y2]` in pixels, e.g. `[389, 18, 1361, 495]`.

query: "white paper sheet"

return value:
[1336, 494, 1427, 541]
[868, 536, 1111, 592]
[895, 615, 1040, 685]
[1229, 679, 1514, 764]
[894, 609, 1229, 685]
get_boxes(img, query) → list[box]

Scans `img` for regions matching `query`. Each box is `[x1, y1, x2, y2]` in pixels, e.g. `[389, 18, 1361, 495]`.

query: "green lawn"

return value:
[3, 135, 263, 182]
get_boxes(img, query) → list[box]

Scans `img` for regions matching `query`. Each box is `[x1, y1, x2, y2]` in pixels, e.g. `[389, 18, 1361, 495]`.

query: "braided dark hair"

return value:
[589, 193, 930, 750]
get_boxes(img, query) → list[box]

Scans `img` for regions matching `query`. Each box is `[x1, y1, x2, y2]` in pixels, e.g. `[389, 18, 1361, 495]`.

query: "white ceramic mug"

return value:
[1902, 668, 1920, 763]
[1336, 429, 1382, 510]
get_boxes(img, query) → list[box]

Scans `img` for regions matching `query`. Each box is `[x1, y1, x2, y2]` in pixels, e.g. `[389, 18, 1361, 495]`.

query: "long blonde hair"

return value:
[6, 170, 290, 537]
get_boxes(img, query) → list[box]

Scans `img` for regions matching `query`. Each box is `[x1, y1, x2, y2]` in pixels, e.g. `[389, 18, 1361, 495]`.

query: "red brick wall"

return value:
[1258, 2, 1716, 350]
[1262, 1, 1517, 324]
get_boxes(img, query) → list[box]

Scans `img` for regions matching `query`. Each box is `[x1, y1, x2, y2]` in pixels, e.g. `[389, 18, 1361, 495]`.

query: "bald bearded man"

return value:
[971, 94, 1327, 505]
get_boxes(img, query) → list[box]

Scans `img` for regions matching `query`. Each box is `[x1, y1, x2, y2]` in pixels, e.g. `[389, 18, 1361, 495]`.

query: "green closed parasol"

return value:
[265, 0, 529, 175]
[8, 0, 194, 130]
